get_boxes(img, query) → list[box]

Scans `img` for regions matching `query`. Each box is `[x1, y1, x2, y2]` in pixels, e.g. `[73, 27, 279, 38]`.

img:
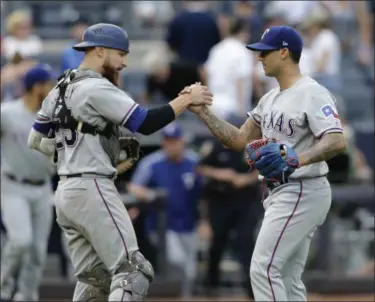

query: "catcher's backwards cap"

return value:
[246, 25, 303, 52]
[73, 23, 130, 52]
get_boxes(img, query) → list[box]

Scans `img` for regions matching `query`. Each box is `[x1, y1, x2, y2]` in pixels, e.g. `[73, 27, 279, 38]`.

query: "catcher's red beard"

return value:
[102, 62, 120, 86]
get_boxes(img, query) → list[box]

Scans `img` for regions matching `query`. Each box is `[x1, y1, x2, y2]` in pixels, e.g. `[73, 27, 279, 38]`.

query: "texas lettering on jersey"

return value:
[248, 76, 344, 179]
[262, 109, 297, 137]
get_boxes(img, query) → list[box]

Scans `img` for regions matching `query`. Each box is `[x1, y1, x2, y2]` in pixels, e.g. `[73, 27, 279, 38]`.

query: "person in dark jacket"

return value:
[197, 129, 262, 299]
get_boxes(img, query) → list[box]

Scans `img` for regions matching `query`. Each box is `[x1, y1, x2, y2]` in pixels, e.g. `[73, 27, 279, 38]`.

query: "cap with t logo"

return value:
[246, 25, 303, 52]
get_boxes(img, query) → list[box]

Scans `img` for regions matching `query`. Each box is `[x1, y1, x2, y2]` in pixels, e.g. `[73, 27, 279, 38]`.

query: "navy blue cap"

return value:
[162, 122, 184, 139]
[23, 64, 55, 90]
[246, 26, 303, 52]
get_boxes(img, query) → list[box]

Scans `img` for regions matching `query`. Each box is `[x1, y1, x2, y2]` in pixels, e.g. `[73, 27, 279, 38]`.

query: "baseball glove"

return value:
[244, 138, 270, 171]
[117, 135, 141, 174]
[249, 141, 299, 183]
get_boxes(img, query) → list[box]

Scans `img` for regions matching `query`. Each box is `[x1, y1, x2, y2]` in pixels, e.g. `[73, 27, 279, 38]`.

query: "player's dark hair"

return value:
[229, 17, 249, 36]
[289, 51, 301, 64]
[25, 86, 34, 93]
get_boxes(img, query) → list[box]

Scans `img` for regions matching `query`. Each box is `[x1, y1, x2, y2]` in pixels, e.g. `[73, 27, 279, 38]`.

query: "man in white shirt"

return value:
[301, 6, 342, 93]
[264, 1, 318, 26]
[203, 18, 254, 121]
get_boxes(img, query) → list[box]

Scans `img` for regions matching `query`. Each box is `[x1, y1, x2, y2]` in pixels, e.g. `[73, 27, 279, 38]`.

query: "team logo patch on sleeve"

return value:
[321, 104, 339, 119]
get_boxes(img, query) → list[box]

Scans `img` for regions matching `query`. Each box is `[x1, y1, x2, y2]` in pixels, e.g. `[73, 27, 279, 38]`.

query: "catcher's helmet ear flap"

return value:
[73, 23, 130, 53]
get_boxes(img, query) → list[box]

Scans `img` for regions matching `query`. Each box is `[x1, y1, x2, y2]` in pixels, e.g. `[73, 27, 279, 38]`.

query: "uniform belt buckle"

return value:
[25, 179, 45, 186]
[267, 181, 281, 190]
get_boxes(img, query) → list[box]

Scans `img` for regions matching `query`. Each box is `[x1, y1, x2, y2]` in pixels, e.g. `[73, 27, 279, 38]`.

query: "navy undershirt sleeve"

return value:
[124, 106, 148, 133]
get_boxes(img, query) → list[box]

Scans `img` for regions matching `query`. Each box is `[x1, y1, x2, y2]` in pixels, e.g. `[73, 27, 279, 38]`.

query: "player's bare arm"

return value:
[298, 132, 347, 167]
[127, 183, 158, 202]
[196, 165, 237, 182]
[193, 106, 262, 151]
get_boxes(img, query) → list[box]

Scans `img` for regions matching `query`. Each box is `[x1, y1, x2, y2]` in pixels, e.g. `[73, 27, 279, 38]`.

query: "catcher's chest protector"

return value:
[52, 69, 113, 139]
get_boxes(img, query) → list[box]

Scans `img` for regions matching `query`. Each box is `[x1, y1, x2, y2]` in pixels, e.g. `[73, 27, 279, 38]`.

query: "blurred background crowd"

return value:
[1, 0, 374, 299]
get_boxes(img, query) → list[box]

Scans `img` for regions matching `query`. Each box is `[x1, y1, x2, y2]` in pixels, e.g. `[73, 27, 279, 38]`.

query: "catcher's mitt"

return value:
[245, 138, 270, 171]
[117, 135, 141, 174]
[250, 142, 299, 183]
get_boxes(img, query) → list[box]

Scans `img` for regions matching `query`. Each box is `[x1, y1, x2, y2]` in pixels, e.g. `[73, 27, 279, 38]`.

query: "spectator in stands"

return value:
[60, 17, 89, 73]
[0, 36, 4, 57]
[203, 18, 254, 120]
[215, 1, 263, 46]
[341, 119, 373, 183]
[196, 118, 262, 299]
[232, 0, 263, 44]
[263, 1, 318, 27]
[127, 122, 202, 298]
[142, 46, 201, 105]
[166, 0, 221, 66]
[301, 6, 342, 94]
[3, 10, 43, 60]
[325, 116, 372, 185]
[1, 53, 37, 102]
[320, 1, 373, 67]
[132, 0, 174, 27]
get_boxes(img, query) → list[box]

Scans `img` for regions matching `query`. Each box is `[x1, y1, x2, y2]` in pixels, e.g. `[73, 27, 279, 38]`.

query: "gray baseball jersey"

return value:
[248, 76, 343, 179]
[248, 76, 342, 301]
[37, 69, 138, 176]
[36, 69, 144, 301]
[1, 99, 54, 300]
[1, 99, 55, 180]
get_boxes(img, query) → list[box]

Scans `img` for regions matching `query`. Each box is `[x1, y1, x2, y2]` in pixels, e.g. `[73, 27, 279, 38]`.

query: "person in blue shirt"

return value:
[166, 0, 221, 65]
[60, 18, 89, 73]
[127, 122, 202, 297]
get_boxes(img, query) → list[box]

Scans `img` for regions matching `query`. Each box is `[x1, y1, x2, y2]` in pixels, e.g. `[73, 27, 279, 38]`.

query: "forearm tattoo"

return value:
[197, 107, 244, 150]
[299, 133, 346, 166]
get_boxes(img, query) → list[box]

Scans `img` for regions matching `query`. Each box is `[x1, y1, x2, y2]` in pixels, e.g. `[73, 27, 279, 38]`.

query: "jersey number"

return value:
[56, 128, 78, 149]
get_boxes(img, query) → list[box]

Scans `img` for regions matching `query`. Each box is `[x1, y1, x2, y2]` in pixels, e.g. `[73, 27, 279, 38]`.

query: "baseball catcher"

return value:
[51, 69, 141, 175]
[27, 23, 213, 301]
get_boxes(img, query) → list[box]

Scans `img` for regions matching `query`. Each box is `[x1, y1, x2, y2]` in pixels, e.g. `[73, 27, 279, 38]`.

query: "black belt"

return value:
[265, 176, 327, 191]
[60, 173, 116, 179]
[265, 179, 289, 190]
[5, 173, 46, 186]
[266, 181, 281, 191]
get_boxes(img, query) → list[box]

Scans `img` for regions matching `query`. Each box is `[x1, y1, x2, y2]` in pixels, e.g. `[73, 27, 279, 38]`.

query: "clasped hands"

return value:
[179, 82, 213, 113]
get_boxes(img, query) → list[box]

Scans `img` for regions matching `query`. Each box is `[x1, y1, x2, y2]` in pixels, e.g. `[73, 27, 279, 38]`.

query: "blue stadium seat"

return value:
[26, 1, 125, 40]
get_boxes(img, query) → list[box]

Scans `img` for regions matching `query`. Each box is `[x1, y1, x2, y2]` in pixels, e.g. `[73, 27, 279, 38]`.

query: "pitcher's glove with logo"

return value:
[245, 138, 270, 171]
[118, 136, 141, 173]
[249, 141, 299, 183]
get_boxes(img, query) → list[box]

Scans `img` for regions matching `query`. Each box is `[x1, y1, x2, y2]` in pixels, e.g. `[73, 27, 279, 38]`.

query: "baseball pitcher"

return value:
[1, 64, 55, 301]
[182, 26, 347, 301]
[27, 23, 213, 301]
